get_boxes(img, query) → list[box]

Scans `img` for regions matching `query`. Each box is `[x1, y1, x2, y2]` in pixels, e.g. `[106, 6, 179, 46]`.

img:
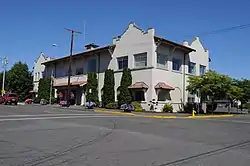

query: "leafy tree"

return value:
[187, 70, 232, 102]
[117, 68, 132, 106]
[6, 62, 33, 101]
[233, 79, 250, 104]
[86, 72, 99, 104]
[102, 69, 115, 107]
[226, 85, 244, 101]
[38, 78, 54, 101]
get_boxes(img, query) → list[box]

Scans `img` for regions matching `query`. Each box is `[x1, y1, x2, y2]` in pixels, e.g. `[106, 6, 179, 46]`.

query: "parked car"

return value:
[25, 98, 33, 104]
[1, 93, 18, 105]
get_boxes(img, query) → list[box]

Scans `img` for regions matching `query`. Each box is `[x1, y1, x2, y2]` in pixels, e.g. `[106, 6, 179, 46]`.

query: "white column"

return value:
[81, 91, 85, 106]
[54, 88, 57, 98]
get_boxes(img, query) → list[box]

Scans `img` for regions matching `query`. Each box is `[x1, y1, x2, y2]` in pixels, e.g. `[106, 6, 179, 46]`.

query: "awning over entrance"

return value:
[54, 81, 87, 87]
[155, 82, 174, 90]
[128, 82, 149, 89]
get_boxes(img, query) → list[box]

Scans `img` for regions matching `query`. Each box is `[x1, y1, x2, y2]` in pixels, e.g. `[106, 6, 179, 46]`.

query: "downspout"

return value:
[183, 53, 187, 110]
[97, 52, 101, 104]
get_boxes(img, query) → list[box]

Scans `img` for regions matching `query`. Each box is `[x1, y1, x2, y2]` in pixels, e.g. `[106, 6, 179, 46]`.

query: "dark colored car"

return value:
[2, 93, 18, 105]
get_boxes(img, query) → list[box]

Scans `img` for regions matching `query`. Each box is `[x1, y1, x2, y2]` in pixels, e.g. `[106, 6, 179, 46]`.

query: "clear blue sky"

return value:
[0, 0, 249, 79]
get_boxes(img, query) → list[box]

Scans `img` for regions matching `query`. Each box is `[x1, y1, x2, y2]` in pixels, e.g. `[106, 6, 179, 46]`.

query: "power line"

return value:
[184, 23, 250, 39]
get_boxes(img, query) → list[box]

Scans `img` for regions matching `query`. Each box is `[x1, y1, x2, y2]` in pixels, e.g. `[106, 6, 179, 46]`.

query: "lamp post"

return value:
[1, 56, 8, 96]
[49, 44, 58, 105]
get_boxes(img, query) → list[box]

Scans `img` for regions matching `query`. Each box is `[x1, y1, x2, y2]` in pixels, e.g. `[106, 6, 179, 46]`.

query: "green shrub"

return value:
[102, 69, 115, 106]
[86, 72, 99, 104]
[105, 102, 118, 109]
[117, 68, 132, 106]
[38, 78, 54, 101]
[162, 103, 173, 113]
[131, 101, 143, 112]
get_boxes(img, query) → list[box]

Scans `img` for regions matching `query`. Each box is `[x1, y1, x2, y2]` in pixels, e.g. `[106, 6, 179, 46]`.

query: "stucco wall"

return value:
[33, 54, 50, 92]
[42, 23, 210, 112]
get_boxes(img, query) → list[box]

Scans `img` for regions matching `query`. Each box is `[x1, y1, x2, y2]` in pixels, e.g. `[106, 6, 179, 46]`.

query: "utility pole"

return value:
[1, 56, 8, 96]
[65, 28, 81, 107]
[49, 69, 54, 105]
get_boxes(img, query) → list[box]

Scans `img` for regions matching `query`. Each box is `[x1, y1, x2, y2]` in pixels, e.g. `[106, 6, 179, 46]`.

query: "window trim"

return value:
[200, 65, 206, 75]
[188, 61, 196, 74]
[157, 53, 168, 69]
[134, 52, 147, 68]
[172, 57, 182, 71]
[117, 56, 128, 70]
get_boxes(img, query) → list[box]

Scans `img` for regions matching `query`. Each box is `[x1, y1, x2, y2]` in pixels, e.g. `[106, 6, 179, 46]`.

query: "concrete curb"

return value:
[187, 115, 234, 118]
[143, 115, 177, 119]
[94, 110, 137, 116]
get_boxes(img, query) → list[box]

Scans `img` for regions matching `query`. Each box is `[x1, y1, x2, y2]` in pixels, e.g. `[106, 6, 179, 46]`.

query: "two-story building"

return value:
[32, 52, 52, 97]
[43, 22, 209, 112]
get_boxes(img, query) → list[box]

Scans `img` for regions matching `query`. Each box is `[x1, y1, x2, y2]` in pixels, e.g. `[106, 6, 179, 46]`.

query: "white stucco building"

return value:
[43, 22, 210, 112]
[32, 52, 52, 95]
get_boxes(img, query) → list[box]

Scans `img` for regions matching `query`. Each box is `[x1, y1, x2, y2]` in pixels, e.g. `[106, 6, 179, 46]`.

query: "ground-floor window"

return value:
[157, 90, 171, 101]
[133, 91, 145, 101]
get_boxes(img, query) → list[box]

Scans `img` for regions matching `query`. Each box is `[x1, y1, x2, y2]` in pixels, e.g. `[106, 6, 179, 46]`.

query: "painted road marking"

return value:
[0, 114, 109, 118]
[143, 115, 177, 119]
[94, 110, 137, 116]
[187, 114, 234, 118]
[0, 115, 131, 122]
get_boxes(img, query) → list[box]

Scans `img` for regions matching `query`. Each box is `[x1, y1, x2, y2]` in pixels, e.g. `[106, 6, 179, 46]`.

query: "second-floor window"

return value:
[42, 72, 45, 78]
[200, 65, 206, 75]
[134, 52, 147, 68]
[35, 73, 37, 81]
[157, 53, 168, 69]
[76, 68, 84, 75]
[88, 59, 97, 72]
[188, 62, 196, 74]
[172, 57, 182, 71]
[117, 56, 128, 70]
[38, 72, 40, 80]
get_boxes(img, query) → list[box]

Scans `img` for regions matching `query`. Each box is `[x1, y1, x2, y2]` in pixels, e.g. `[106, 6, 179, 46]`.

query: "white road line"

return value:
[0, 115, 130, 122]
[0, 114, 108, 118]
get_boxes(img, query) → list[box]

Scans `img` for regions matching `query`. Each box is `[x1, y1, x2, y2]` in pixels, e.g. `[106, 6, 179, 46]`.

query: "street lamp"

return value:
[49, 44, 58, 105]
[1, 56, 8, 96]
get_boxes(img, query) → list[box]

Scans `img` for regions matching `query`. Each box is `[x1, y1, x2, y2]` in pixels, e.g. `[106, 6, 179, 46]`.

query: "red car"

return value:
[0, 93, 18, 105]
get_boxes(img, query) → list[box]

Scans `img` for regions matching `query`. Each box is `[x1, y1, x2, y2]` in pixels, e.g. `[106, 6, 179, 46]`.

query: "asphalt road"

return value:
[0, 105, 250, 166]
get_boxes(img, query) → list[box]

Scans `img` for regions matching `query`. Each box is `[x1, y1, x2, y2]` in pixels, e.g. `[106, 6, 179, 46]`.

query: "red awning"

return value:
[54, 81, 87, 87]
[155, 82, 174, 90]
[128, 82, 149, 89]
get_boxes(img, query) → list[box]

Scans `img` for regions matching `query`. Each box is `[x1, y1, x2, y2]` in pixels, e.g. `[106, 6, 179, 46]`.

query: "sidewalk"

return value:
[32, 104, 238, 119]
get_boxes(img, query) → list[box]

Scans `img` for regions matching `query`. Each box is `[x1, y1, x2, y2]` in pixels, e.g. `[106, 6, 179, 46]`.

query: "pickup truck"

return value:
[0, 93, 18, 105]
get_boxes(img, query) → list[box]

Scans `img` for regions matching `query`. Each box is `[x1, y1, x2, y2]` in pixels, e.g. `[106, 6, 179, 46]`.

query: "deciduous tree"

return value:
[187, 70, 232, 102]
[6, 62, 33, 101]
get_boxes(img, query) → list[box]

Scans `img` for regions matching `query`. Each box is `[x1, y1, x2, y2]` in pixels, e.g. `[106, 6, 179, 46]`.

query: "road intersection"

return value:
[0, 105, 250, 166]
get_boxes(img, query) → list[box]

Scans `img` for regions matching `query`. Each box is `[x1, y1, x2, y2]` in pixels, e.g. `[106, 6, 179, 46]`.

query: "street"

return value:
[0, 105, 250, 166]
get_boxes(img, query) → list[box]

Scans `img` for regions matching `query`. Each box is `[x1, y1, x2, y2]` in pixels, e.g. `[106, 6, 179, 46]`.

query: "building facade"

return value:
[43, 23, 210, 112]
[32, 52, 52, 96]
